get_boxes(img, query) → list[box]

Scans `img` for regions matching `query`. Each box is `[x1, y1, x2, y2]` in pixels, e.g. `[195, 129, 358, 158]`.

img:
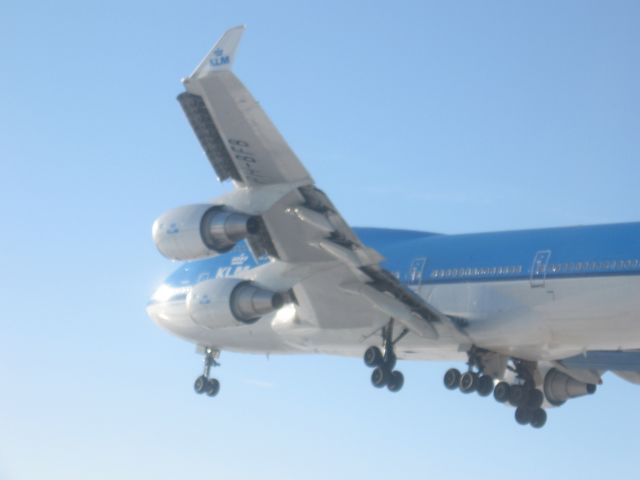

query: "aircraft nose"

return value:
[146, 284, 192, 333]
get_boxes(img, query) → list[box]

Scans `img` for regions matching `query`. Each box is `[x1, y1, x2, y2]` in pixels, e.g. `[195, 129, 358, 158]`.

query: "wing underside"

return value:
[178, 27, 465, 342]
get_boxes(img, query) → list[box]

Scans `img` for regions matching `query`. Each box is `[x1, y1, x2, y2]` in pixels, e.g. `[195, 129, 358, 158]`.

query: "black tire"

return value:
[509, 385, 529, 407]
[530, 408, 547, 429]
[493, 382, 511, 403]
[387, 371, 404, 392]
[206, 378, 220, 397]
[459, 371, 479, 393]
[364, 346, 383, 367]
[371, 367, 388, 388]
[515, 407, 532, 425]
[443, 368, 461, 390]
[477, 375, 494, 397]
[527, 389, 544, 409]
[194, 375, 208, 394]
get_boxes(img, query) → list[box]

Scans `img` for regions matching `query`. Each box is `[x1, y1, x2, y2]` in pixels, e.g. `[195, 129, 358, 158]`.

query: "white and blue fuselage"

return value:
[148, 222, 640, 364]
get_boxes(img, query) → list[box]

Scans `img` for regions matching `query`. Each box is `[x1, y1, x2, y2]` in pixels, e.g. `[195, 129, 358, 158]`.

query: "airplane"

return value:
[146, 26, 640, 429]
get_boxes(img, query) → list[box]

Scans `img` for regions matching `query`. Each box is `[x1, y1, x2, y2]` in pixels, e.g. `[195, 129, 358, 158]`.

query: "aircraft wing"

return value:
[179, 25, 311, 187]
[179, 27, 463, 340]
[560, 350, 640, 384]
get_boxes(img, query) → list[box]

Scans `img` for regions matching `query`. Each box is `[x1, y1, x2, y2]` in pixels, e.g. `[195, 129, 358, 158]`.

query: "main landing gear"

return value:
[492, 360, 547, 429]
[443, 351, 548, 429]
[363, 319, 408, 393]
[193, 347, 220, 398]
[443, 347, 494, 397]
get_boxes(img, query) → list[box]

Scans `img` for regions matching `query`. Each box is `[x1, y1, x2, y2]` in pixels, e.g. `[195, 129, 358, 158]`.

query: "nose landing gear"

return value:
[194, 347, 220, 398]
[364, 319, 408, 393]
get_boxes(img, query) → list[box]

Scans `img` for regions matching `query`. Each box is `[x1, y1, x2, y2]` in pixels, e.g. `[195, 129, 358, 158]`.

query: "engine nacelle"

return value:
[186, 278, 284, 328]
[543, 368, 597, 406]
[152, 204, 259, 261]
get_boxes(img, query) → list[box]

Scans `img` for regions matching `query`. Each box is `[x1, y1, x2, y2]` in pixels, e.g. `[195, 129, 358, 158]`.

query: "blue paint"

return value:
[562, 351, 640, 372]
[164, 222, 640, 288]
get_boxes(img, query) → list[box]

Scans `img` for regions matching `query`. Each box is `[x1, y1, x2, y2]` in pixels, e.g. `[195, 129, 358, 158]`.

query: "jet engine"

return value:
[152, 204, 259, 261]
[543, 368, 597, 406]
[186, 278, 284, 328]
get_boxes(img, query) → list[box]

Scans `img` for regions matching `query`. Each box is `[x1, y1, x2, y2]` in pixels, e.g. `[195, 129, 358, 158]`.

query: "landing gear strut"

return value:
[194, 347, 220, 398]
[364, 319, 407, 393]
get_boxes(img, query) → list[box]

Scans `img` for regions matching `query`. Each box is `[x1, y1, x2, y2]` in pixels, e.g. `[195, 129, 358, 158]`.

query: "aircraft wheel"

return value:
[459, 371, 478, 393]
[371, 367, 388, 388]
[206, 378, 220, 397]
[530, 408, 547, 429]
[509, 385, 529, 407]
[443, 368, 461, 390]
[387, 371, 404, 392]
[364, 346, 383, 367]
[527, 389, 544, 409]
[477, 375, 494, 397]
[194, 375, 208, 394]
[515, 407, 532, 426]
[493, 382, 511, 403]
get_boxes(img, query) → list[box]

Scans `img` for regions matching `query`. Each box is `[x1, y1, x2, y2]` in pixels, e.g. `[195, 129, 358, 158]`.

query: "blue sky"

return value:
[2, 1, 640, 478]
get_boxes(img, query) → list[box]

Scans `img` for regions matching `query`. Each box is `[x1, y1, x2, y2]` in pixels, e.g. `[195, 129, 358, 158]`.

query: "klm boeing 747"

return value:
[147, 26, 640, 429]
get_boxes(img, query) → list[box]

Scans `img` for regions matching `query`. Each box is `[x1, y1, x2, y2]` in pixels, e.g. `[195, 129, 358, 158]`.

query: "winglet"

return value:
[188, 25, 246, 80]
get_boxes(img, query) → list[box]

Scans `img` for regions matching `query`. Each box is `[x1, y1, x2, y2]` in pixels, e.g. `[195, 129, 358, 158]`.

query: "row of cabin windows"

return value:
[548, 259, 640, 273]
[430, 265, 523, 279]
[428, 258, 640, 280]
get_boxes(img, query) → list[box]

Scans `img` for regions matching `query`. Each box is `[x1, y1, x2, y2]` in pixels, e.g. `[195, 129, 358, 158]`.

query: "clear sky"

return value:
[2, 1, 640, 479]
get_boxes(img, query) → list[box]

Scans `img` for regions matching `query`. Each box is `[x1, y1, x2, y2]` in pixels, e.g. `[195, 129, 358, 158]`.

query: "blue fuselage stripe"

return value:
[163, 222, 640, 288]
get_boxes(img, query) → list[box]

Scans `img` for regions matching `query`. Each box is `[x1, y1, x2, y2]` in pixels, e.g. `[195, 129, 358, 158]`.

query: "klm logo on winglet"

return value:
[210, 48, 230, 67]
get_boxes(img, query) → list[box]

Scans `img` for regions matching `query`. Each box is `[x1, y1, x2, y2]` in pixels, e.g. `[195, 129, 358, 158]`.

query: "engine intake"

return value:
[543, 368, 597, 406]
[152, 204, 259, 261]
[187, 279, 284, 328]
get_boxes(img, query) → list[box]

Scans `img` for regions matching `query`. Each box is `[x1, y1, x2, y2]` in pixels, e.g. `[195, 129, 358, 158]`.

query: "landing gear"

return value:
[477, 375, 494, 397]
[363, 320, 407, 393]
[443, 347, 495, 397]
[364, 346, 383, 367]
[530, 408, 547, 429]
[515, 406, 532, 425]
[194, 347, 220, 398]
[387, 370, 404, 392]
[371, 366, 388, 388]
[443, 350, 551, 429]
[509, 384, 529, 407]
[444, 368, 461, 390]
[459, 371, 479, 393]
[493, 382, 511, 403]
[498, 360, 548, 428]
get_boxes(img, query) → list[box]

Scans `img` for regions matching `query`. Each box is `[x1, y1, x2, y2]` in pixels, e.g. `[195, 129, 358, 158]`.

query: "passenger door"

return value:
[530, 250, 551, 288]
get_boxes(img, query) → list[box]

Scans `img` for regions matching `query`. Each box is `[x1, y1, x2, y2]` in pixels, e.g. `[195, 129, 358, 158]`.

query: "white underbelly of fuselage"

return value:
[423, 275, 640, 360]
[147, 274, 640, 362]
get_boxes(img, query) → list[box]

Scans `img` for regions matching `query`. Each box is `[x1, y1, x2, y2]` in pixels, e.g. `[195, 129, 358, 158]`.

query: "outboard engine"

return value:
[186, 279, 284, 328]
[152, 204, 259, 260]
[543, 368, 597, 406]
